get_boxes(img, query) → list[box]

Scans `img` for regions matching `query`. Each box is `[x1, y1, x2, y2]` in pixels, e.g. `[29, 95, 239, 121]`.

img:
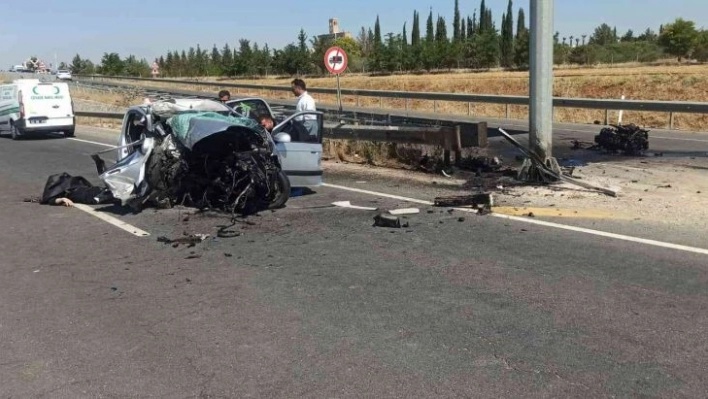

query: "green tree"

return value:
[221, 44, 233, 76]
[99, 52, 124, 75]
[411, 11, 421, 47]
[180, 51, 188, 75]
[568, 45, 601, 65]
[297, 29, 308, 52]
[589, 23, 615, 46]
[70, 54, 85, 74]
[435, 15, 450, 68]
[467, 15, 475, 39]
[368, 16, 384, 71]
[453, 0, 461, 42]
[500, 0, 514, 67]
[513, 27, 529, 68]
[479, 0, 487, 33]
[123, 55, 150, 76]
[659, 18, 699, 61]
[411, 11, 422, 69]
[637, 28, 658, 42]
[425, 9, 434, 42]
[516, 7, 526, 38]
[621, 29, 634, 42]
[210, 44, 221, 75]
[401, 22, 412, 70]
[187, 47, 197, 75]
[472, 30, 499, 68]
[693, 30, 708, 62]
[236, 39, 254, 75]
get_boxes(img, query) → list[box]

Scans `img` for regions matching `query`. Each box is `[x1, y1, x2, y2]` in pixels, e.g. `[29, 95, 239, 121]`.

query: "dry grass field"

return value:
[104, 63, 708, 131]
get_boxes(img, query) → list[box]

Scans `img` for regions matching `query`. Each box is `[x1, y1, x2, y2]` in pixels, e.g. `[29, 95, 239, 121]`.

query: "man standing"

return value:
[291, 79, 318, 140]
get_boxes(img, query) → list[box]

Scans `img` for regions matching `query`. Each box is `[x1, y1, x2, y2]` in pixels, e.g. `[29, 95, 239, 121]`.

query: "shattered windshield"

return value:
[166, 111, 268, 150]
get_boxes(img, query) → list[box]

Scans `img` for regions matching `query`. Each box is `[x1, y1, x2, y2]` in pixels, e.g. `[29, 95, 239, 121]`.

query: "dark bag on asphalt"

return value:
[40, 172, 103, 205]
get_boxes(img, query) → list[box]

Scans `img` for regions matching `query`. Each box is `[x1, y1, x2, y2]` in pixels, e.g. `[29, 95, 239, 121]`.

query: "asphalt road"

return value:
[1, 126, 708, 398]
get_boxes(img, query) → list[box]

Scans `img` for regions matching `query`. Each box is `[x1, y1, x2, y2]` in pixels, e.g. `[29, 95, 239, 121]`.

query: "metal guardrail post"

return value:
[434, 101, 438, 113]
[468, 102, 472, 116]
[604, 109, 609, 125]
[670, 112, 675, 129]
[505, 104, 510, 119]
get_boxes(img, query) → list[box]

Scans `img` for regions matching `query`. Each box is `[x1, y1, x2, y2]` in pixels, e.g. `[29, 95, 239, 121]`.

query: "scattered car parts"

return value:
[594, 123, 649, 155]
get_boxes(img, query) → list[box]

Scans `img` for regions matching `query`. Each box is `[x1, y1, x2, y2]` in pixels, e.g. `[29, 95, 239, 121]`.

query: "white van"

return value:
[0, 79, 75, 140]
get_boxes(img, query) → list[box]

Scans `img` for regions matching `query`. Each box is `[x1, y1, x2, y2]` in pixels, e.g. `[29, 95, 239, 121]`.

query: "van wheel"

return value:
[10, 124, 21, 140]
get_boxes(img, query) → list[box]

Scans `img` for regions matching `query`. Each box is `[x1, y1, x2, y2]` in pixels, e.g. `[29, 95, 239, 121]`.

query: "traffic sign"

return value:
[324, 46, 348, 75]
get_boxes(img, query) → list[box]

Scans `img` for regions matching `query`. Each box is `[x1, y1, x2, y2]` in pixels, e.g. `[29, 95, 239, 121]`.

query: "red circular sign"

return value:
[324, 46, 348, 74]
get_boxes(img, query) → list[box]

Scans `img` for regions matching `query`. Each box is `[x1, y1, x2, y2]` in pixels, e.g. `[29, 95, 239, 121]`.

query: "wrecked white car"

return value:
[91, 98, 292, 216]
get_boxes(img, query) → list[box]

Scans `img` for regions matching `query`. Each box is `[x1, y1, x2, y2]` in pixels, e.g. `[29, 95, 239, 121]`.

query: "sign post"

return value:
[323, 46, 348, 113]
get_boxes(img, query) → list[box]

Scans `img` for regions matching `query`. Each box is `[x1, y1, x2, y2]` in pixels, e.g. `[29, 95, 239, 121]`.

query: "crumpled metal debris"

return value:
[373, 213, 402, 228]
[157, 233, 209, 247]
[594, 124, 649, 155]
[145, 124, 283, 218]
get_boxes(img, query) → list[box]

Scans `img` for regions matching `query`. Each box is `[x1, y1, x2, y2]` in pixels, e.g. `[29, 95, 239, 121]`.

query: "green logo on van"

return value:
[32, 86, 60, 95]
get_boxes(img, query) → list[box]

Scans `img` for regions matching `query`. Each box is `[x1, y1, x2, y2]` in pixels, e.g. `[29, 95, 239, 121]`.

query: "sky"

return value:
[1, 0, 707, 68]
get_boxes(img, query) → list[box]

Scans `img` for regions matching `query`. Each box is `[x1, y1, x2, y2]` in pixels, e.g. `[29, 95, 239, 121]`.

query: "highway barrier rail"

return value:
[76, 74, 708, 130]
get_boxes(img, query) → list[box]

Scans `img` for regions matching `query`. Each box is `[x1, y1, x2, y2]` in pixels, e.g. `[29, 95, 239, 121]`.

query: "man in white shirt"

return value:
[291, 78, 318, 140]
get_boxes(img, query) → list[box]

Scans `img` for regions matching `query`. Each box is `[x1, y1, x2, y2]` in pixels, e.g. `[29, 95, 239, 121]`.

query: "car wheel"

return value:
[268, 170, 291, 209]
[64, 129, 75, 137]
[10, 124, 21, 140]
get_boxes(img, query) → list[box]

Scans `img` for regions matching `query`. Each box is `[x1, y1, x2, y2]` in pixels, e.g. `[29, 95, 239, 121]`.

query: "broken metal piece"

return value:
[157, 234, 209, 246]
[498, 128, 618, 197]
[373, 213, 402, 228]
[333, 201, 379, 211]
[434, 194, 493, 208]
[389, 208, 420, 215]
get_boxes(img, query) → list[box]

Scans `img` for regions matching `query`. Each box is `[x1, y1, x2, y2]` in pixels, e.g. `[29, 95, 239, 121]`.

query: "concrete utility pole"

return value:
[529, 0, 555, 162]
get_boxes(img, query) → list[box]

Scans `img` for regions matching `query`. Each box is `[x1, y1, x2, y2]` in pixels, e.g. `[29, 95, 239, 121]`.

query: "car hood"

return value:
[167, 111, 270, 151]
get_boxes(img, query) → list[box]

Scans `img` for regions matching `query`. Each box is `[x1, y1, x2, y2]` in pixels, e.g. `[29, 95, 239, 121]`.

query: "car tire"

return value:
[10, 124, 21, 140]
[64, 129, 75, 137]
[269, 170, 291, 209]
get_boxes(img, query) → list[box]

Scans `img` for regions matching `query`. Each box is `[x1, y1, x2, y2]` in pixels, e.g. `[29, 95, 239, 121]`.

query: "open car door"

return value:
[271, 111, 324, 187]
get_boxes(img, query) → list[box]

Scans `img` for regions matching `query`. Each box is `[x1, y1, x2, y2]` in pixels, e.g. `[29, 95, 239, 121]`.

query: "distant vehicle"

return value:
[10, 65, 26, 72]
[0, 79, 75, 140]
[56, 70, 72, 81]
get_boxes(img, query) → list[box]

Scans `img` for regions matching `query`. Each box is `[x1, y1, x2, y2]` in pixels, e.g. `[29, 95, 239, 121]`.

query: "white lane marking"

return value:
[322, 183, 434, 205]
[491, 213, 708, 255]
[67, 137, 114, 147]
[651, 136, 708, 143]
[73, 204, 150, 237]
[322, 183, 708, 256]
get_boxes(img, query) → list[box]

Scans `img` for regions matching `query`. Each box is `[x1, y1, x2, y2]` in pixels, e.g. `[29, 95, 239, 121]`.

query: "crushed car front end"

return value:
[91, 99, 290, 215]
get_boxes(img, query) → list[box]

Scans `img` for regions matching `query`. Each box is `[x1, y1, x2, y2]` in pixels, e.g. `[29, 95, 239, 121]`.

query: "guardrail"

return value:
[73, 110, 488, 166]
[76, 74, 708, 130]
